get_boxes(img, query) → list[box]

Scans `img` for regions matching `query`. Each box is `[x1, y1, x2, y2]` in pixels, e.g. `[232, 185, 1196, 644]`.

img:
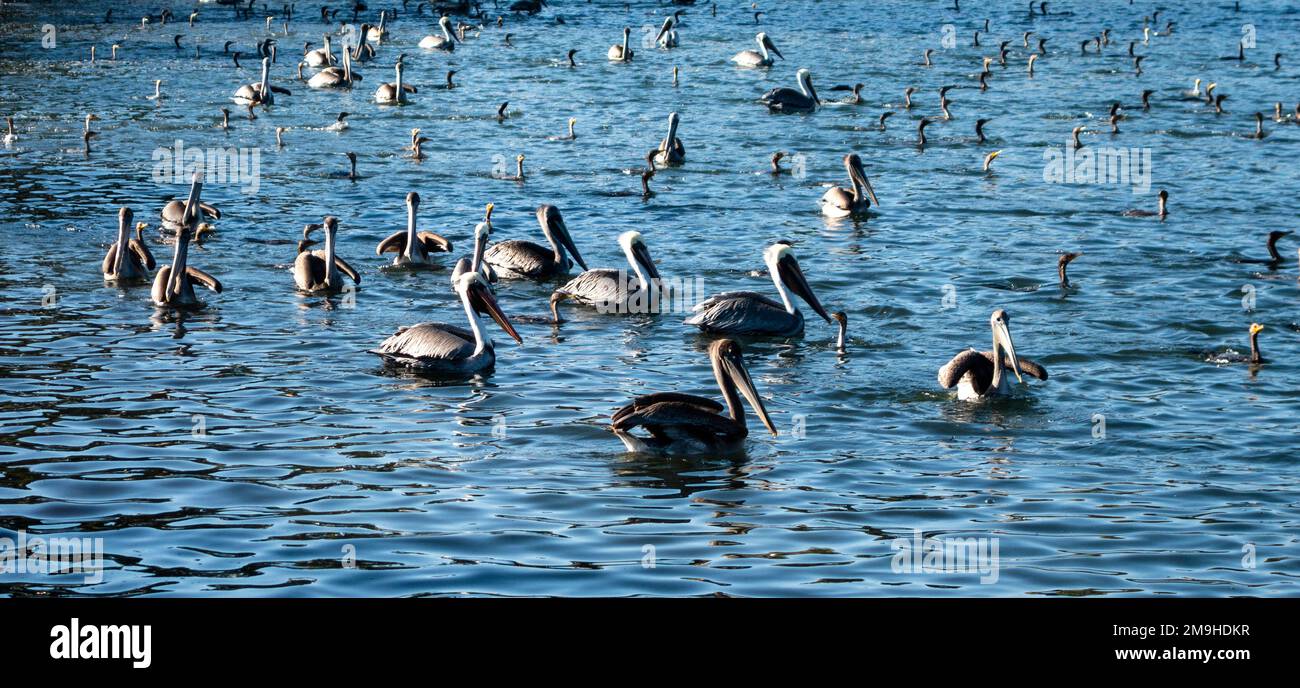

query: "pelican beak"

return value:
[543, 208, 587, 271]
[777, 253, 831, 323]
[630, 238, 660, 281]
[995, 319, 1024, 383]
[765, 35, 783, 59]
[469, 279, 522, 344]
[720, 345, 778, 437]
[655, 21, 670, 44]
[852, 157, 880, 207]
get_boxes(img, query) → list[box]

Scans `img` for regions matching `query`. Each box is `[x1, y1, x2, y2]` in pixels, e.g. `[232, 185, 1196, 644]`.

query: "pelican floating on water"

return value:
[375, 59, 415, 104]
[608, 27, 633, 61]
[686, 242, 832, 337]
[102, 207, 155, 283]
[308, 45, 359, 88]
[233, 57, 289, 105]
[375, 192, 454, 267]
[419, 16, 459, 51]
[152, 174, 223, 307]
[654, 17, 678, 48]
[610, 339, 778, 456]
[760, 68, 819, 112]
[369, 271, 522, 376]
[820, 153, 879, 218]
[294, 217, 361, 293]
[550, 230, 661, 323]
[484, 204, 587, 280]
[304, 35, 335, 67]
[937, 309, 1048, 400]
[652, 112, 685, 166]
[732, 32, 782, 67]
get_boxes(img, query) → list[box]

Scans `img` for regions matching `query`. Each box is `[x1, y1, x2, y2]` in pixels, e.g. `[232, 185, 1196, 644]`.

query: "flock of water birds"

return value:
[11, 0, 1294, 456]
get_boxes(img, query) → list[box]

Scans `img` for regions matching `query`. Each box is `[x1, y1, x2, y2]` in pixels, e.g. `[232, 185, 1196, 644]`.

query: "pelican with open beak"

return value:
[152, 173, 223, 307]
[483, 204, 588, 280]
[611, 339, 778, 456]
[551, 230, 661, 324]
[652, 111, 685, 166]
[820, 153, 879, 218]
[369, 271, 522, 377]
[760, 68, 819, 112]
[687, 242, 833, 337]
[732, 32, 782, 67]
[376, 192, 454, 267]
[419, 16, 459, 51]
[294, 216, 361, 293]
[937, 309, 1048, 400]
[102, 207, 155, 283]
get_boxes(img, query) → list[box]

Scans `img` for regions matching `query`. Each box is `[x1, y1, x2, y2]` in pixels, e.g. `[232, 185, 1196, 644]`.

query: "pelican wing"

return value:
[371, 322, 475, 363]
[376, 230, 407, 255]
[1004, 355, 1048, 380]
[760, 87, 813, 111]
[101, 244, 118, 275]
[294, 251, 326, 290]
[185, 266, 223, 293]
[685, 291, 796, 335]
[612, 392, 723, 425]
[555, 268, 624, 304]
[937, 349, 993, 393]
[334, 256, 361, 284]
[821, 187, 854, 211]
[130, 238, 156, 270]
[611, 401, 744, 444]
[484, 240, 552, 278]
[417, 232, 453, 254]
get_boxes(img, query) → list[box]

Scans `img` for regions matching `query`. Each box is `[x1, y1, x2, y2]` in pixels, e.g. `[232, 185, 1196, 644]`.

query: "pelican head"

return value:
[845, 153, 880, 206]
[796, 68, 819, 104]
[618, 230, 661, 281]
[757, 32, 783, 59]
[655, 17, 673, 44]
[710, 339, 778, 437]
[456, 271, 522, 344]
[764, 242, 830, 323]
[990, 309, 1024, 383]
[537, 204, 587, 271]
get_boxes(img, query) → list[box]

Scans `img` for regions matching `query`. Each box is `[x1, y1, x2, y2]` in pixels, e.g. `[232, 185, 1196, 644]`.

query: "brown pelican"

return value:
[760, 68, 819, 112]
[294, 217, 361, 293]
[938, 309, 1048, 400]
[375, 59, 415, 103]
[608, 27, 633, 61]
[304, 34, 335, 66]
[350, 24, 376, 62]
[161, 196, 220, 233]
[234, 57, 289, 105]
[419, 16, 458, 51]
[308, 45, 359, 87]
[610, 339, 777, 456]
[550, 230, 661, 324]
[686, 242, 832, 337]
[654, 17, 678, 49]
[367, 11, 389, 42]
[733, 32, 782, 67]
[369, 271, 522, 376]
[1058, 252, 1082, 288]
[102, 207, 155, 282]
[652, 112, 685, 166]
[483, 204, 587, 280]
[820, 153, 879, 218]
[151, 175, 223, 307]
[1122, 189, 1168, 219]
[375, 192, 453, 267]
